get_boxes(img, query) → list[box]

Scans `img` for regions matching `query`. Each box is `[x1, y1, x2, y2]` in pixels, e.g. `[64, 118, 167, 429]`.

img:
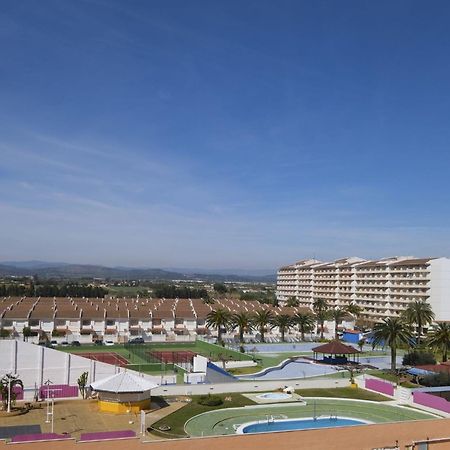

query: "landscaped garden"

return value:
[149, 387, 433, 439]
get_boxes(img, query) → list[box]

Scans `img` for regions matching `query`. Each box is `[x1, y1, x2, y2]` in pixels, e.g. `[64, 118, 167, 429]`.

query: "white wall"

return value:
[0, 340, 167, 400]
[429, 258, 450, 321]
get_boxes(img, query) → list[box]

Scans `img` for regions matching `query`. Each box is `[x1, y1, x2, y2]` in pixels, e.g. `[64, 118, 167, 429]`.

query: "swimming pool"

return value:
[257, 392, 292, 400]
[238, 358, 338, 380]
[237, 417, 369, 434]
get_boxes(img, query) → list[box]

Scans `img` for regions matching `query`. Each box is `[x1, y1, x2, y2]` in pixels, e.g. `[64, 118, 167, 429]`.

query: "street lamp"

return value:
[6, 374, 17, 414]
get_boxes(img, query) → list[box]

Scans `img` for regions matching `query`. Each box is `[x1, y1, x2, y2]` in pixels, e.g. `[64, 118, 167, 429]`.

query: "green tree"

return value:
[271, 314, 293, 342]
[206, 308, 232, 345]
[293, 311, 315, 341]
[330, 308, 348, 339]
[313, 298, 329, 339]
[427, 322, 450, 363]
[402, 300, 435, 345]
[22, 327, 32, 342]
[286, 296, 299, 307]
[232, 312, 253, 344]
[77, 371, 89, 399]
[0, 374, 23, 411]
[372, 317, 413, 371]
[253, 310, 274, 343]
[213, 283, 228, 294]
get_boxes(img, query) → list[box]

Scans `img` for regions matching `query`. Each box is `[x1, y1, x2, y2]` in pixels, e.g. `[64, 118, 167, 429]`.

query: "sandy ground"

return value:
[0, 399, 184, 440]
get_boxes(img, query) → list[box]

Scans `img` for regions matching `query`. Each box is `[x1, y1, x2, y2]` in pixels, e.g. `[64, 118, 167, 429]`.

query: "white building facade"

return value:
[277, 256, 450, 322]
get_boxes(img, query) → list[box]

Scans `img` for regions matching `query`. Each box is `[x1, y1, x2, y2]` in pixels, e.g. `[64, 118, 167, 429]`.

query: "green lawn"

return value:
[295, 387, 391, 401]
[150, 394, 255, 437]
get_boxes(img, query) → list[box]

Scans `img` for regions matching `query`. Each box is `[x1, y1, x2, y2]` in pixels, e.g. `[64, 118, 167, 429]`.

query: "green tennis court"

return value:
[184, 398, 438, 437]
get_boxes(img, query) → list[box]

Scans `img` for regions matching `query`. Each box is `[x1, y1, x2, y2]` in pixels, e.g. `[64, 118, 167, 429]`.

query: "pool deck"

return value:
[242, 392, 305, 404]
[1, 418, 450, 450]
[184, 397, 437, 437]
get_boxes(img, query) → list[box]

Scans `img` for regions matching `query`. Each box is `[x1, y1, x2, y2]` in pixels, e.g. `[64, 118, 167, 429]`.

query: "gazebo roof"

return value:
[90, 371, 159, 393]
[312, 340, 359, 355]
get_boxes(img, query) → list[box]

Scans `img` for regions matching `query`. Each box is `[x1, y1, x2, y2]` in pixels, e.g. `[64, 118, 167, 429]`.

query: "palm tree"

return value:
[271, 314, 293, 342]
[330, 308, 348, 339]
[232, 311, 253, 344]
[313, 298, 329, 339]
[77, 371, 89, 399]
[372, 317, 413, 371]
[294, 312, 316, 341]
[346, 303, 362, 320]
[253, 310, 274, 343]
[0, 374, 23, 411]
[206, 308, 232, 345]
[402, 300, 435, 345]
[427, 322, 450, 362]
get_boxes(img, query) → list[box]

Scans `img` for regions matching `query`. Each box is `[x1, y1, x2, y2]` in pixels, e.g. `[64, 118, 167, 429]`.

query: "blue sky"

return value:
[1, 0, 450, 271]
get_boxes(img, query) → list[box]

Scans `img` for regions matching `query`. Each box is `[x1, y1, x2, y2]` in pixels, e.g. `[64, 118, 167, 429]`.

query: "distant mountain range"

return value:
[0, 261, 276, 283]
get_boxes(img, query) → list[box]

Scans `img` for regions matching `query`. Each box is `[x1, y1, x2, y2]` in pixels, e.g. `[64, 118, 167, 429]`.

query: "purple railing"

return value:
[0, 385, 24, 401]
[11, 433, 71, 442]
[413, 391, 450, 413]
[39, 384, 79, 399]
[79, 430, 136, 441]
[365, 378, 395, 396]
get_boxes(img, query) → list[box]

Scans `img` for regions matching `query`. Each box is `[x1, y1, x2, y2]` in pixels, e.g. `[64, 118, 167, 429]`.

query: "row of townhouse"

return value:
[276, 256, 450, 322]
[0, 296, 326, 342]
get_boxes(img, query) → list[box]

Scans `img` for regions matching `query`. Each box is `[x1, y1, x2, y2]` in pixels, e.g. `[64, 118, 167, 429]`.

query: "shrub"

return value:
[0, 329, 10, 338]
[52, 330, 65, 337]
[403, 351, 436, 366]
[197, 394, 223, 407]
[421, 372, 450, 387]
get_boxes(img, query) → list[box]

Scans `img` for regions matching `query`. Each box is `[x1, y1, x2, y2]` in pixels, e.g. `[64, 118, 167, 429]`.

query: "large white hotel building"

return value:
[276, 256, 450, 322]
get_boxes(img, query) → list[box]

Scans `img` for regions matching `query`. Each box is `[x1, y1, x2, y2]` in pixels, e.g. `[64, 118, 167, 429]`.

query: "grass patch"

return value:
[295, 387, 391, 401]
[150, 394, 255, 437]
[227, 365, 263, 375]
[366, 370, 420, 388]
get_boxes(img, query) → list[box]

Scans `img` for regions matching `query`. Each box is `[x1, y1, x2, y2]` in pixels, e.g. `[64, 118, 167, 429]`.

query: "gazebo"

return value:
[312, 340, 360, 365]
[90, 371, 158, 413]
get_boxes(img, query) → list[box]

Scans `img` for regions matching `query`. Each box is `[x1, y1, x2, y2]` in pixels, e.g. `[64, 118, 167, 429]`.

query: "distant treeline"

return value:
[0, 283, 107, 298]
[152, 284, 208, 299]
[239, 290, 277, 305]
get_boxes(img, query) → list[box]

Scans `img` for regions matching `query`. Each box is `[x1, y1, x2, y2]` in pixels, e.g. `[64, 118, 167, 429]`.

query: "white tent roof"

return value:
[90, 371, 159, 393]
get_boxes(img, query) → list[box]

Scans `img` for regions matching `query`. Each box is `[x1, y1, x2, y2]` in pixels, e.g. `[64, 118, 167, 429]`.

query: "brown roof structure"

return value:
[312, 340, 359, 355]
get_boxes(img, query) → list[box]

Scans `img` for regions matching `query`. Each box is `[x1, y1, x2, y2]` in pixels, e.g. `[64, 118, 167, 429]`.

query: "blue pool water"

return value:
[240, 417, 366, 434]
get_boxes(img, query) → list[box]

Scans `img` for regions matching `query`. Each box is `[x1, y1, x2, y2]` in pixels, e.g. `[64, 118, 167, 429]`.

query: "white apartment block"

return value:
[277, 256, 450, 322]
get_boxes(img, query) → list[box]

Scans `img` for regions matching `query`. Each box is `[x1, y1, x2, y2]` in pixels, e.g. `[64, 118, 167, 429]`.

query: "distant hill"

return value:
[0, 262, 276, 283]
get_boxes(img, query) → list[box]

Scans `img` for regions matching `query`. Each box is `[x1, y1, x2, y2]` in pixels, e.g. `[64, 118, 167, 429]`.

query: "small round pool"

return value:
[256, 392, 292, 400]
[237, 417, 369, 434]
